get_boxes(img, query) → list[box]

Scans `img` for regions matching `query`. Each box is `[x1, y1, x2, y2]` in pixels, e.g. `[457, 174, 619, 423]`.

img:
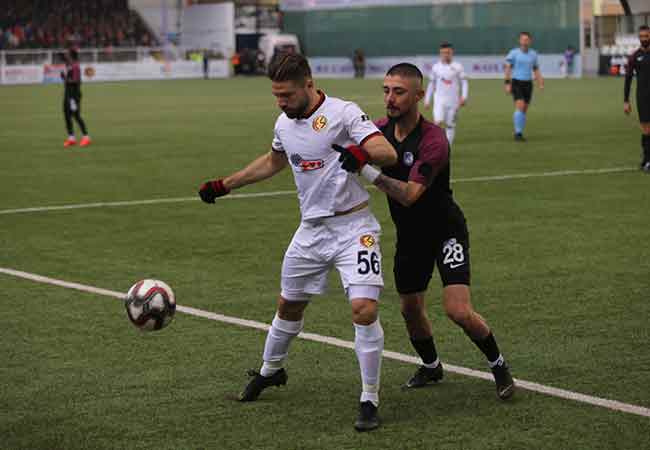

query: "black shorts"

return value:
[638, 93, 650, 123]
[393, 212, 471, 294]
[512, 79, 533, 104]
[63, 96, 82, 115]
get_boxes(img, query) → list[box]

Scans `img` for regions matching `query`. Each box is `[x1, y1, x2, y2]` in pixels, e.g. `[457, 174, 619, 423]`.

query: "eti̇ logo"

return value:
[290, 153, 324, 172]
[312, 115, 328, 132]
[360, 234, 376, 248]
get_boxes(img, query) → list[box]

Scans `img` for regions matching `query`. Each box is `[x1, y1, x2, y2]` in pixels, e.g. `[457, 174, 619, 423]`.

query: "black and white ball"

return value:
[125, 279, 176, 331]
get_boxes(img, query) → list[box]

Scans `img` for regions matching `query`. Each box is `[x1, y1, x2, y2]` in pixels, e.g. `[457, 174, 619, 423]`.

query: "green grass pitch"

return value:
[1, 76, 649, 450]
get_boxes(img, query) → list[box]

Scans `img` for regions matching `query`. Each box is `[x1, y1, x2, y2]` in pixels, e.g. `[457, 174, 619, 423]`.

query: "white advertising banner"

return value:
[280, 0, 507, 11]
[0, 60, 229, 85]
[309, 54, 580, 79]
[1, 65, 44, 85]
[81, 60, 230, 82]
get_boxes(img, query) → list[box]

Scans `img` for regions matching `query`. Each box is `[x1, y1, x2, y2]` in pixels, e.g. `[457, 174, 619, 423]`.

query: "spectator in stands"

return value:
[0, 0, 156, 50]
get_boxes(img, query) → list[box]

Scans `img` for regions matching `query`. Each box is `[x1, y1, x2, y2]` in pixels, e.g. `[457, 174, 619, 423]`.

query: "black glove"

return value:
[198, 179, 229, 204]
[332, 144, 370, 173]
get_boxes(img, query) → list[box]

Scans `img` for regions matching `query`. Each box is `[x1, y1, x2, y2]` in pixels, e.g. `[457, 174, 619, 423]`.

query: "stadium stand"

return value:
[0, 0, 157, 50]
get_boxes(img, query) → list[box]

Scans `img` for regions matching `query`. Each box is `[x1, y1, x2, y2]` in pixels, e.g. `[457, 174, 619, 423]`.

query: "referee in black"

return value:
[624, 25, 650, 172]
[335, 63, 515, 400]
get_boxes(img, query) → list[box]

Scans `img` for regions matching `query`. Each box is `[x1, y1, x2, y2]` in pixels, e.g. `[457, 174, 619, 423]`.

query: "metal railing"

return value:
[0, 46, 225, 67]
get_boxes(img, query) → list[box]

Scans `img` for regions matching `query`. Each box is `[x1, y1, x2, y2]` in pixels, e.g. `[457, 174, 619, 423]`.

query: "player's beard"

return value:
[283, 95, 310, 119]
[642, 39, 650, 49]
[386, 104, 406, 121]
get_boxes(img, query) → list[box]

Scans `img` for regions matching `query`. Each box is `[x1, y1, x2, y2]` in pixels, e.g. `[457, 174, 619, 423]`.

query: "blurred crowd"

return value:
[0, 0, 157, 50]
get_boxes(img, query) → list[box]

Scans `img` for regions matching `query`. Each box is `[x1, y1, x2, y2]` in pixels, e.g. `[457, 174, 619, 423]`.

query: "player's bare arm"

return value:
[224, 150, 288, 190]
[504, 64, 513, 93]
[534, 68, 544, 90]
[362, 134, 398, 167]
[198, 150, 288, 204]
[373, 174, 426, 207]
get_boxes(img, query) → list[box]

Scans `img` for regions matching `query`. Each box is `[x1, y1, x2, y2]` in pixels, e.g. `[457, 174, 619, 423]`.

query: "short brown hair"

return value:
[267, 53, 312, 84]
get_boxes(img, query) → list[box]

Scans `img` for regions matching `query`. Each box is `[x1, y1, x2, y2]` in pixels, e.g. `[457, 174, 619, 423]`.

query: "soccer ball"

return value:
[125, 279, 176, 331]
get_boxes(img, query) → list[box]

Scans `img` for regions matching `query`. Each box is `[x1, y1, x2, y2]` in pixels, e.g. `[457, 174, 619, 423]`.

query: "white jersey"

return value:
[271, 91, 381, 221]
[425, 61, 469, 105]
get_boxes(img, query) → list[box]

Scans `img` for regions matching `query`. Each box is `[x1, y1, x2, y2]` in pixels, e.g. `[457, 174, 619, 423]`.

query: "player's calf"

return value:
[239, 299, 306, 402]
[443, 285, 515, 399]
[351, 296, 383, 431]
[400, 293, 443, 388]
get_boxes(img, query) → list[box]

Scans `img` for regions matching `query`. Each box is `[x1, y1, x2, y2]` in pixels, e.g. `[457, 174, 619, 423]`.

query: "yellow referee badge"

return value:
[312, 115, 328, 132]
[360, 234, 376, 248]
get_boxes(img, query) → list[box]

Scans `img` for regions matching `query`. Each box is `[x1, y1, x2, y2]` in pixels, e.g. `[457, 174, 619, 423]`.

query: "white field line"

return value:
[1, 266, 649, 419]
[0, 166, 636, 216]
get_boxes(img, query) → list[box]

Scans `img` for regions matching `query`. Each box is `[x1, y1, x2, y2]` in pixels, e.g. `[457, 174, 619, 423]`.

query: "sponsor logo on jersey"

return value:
[443, 238, 457, 247]
[312, 115, 328, 132]
[290, 153, 324, 171]
[360, 234, 376, 248]
[442, 78, 453, 85]
[403, 151, 414, 166]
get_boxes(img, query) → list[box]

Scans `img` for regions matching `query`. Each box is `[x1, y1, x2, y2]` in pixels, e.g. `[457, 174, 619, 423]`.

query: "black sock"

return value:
[642, 134, 650, 163]
[471, 332, 501, 364]
[65, 111, 74, 135]
[410, 336, 439, 365]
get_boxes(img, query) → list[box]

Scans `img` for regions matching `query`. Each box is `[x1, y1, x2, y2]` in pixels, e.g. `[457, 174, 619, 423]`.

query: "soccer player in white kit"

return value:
[424, 42, 468, 146]
[198, 54, 398, 431]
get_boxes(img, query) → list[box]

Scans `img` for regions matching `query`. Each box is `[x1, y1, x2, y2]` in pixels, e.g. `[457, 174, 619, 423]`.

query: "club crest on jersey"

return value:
[360, 234, 376, 248]
[403, 151, 414, 166]
[312, 115, 328, 132]
[290, 153, 324, 171]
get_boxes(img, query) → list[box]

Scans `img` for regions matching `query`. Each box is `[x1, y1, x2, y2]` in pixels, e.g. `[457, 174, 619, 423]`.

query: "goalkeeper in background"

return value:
[62, 48, 91, 148]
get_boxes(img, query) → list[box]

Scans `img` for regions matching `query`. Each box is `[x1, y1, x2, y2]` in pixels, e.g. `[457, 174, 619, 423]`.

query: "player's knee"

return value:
[445, 303, 472, 326]
[400, 294, 425, 322]
[277, 296, 308, 321]
[443, 287, 473, 326]
[351, 299, 378, 325]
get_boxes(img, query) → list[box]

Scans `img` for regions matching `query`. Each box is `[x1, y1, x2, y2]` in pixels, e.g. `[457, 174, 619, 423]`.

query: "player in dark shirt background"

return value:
[335, 63, 515, 400]
[62, 48, 91, 148]
[624, 25, 650, 172]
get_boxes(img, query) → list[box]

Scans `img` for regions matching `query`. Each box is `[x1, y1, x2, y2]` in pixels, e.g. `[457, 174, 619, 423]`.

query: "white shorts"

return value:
[281, 208, 384, 302]
[433, 100, 459, 128]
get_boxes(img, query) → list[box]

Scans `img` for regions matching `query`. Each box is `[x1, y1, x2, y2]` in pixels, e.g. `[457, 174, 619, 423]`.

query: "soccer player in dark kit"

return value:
[624, 25, 650, 172]
[334, 63, 515, 400]
[61, 48, 91, 148]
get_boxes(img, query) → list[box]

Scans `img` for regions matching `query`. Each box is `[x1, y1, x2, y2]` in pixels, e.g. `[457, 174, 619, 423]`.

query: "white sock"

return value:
[445, 127, 456, 146]
[68, 135, 76, 140]
[423, 358, 440, 369]
[488, 354, 504, 369]
[354, 319, 384, 407]
[260, 313, 303, 376]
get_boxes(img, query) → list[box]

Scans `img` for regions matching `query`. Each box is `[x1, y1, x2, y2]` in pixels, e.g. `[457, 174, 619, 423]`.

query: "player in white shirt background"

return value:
[198, 54, 398, 432]
[424, 42, 469, 147]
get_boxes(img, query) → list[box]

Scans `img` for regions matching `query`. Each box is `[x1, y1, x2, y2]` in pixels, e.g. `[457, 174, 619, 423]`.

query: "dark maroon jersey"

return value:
[624, 48, 650, 102]
[64, 62, 82, 99]
[377, 116, 461, 232]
